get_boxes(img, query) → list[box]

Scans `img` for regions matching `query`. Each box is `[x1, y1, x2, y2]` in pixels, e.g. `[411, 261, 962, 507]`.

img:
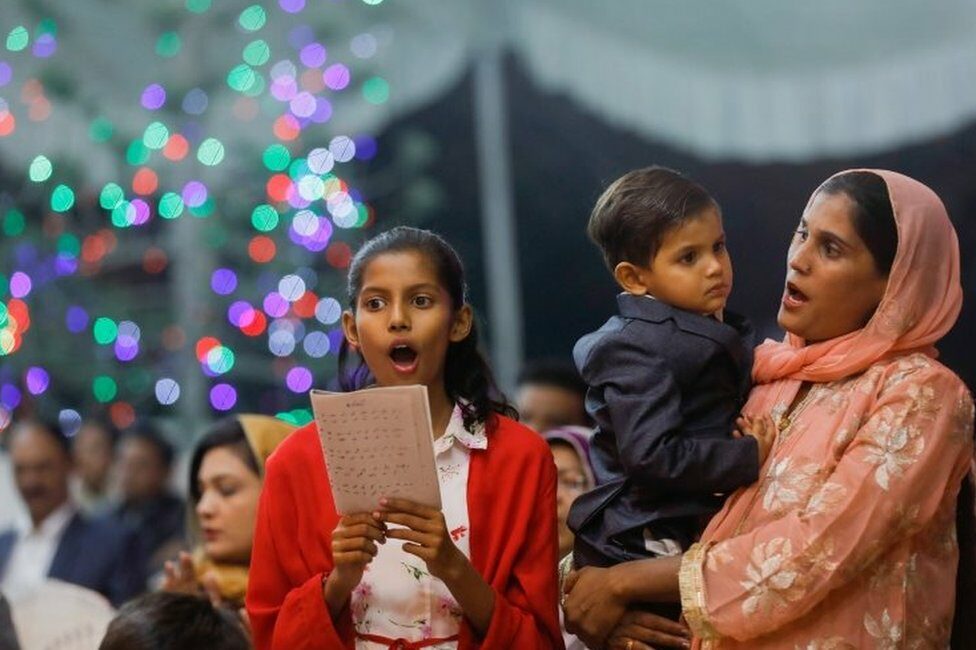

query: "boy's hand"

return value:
[735, 414, 777, 466]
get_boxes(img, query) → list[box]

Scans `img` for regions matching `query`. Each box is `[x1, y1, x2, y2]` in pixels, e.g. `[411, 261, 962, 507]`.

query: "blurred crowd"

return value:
[0, 358, 592, 650]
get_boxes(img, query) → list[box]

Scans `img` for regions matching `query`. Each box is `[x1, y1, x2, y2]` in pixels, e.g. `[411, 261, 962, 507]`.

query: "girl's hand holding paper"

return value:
[323, 512, 387, 615]
[377, 497, 466, 582]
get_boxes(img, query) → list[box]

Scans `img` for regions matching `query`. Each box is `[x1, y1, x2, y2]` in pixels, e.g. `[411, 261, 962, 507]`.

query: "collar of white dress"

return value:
[433, 403, 488, 455]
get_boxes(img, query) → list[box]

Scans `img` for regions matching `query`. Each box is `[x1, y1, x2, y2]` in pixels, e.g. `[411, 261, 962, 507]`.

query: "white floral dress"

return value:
[351, 405, 484, 649]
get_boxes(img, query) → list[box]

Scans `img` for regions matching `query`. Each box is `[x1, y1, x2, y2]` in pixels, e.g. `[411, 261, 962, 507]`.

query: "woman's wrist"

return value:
[322, 571, 354, 619]
[610, 556, 683, 603]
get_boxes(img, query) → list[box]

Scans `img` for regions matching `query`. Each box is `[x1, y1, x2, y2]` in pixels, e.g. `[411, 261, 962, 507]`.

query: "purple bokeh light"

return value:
[25, 367, 49, 395]
[141, 83, 167, 110]
[211, 268, 238, 295]
[66, 306, 89, 333]
[286, 366, 313, 393]
[209, 383, 237, 411]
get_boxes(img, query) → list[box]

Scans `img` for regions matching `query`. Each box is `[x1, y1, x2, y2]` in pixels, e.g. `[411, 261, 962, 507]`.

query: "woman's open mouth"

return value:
[389, 343, 419, 374]
[782, 281, 809, 310]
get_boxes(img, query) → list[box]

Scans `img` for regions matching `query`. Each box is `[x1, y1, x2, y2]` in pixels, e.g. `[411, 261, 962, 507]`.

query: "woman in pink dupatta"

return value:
[563, 169, 975, 649]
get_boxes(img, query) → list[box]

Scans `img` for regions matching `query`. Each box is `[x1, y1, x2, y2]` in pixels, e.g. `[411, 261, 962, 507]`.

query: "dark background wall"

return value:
[370, 57, 976, 391]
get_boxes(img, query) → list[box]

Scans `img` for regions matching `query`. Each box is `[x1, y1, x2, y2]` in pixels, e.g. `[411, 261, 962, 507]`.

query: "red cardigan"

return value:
[246, 414, 564, 650]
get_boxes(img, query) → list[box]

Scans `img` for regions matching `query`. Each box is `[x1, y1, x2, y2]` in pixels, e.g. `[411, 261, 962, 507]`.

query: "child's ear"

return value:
[613, 262, 651, 295]
[340, 310, 359, 349]
[449, 304, 474, 343]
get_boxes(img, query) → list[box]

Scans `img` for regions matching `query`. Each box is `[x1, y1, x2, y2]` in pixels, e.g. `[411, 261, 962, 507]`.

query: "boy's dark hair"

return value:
[339, 226, 518, 430]
[516, 359, 586, 398]
[98, 592, 249, 650]
[119, 419, 174, 468]
[587, 166, 718, 271]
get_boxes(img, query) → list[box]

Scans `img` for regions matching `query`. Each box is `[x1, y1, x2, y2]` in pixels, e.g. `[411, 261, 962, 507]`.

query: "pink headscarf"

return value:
[751, 169, 962, 390]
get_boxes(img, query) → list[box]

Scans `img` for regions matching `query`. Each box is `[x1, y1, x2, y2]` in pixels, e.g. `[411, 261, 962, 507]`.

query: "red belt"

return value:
[356, 633, 459, 649]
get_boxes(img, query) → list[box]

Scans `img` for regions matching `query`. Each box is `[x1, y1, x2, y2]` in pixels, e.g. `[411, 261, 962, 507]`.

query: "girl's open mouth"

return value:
[389, 343, 419, 374]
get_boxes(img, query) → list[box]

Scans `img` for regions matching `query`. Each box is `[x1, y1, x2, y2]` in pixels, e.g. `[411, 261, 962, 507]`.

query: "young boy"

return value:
[568, 166, 774, 570]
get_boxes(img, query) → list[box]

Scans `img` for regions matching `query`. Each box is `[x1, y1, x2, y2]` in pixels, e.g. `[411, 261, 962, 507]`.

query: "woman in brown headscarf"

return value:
[162, 415, 295, 608]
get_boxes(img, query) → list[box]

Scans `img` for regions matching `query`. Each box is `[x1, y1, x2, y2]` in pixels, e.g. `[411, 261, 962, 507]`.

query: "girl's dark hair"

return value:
[338, 226, 517, 430]
[188, 417, 259, 503]
[818, 171, 898, 275]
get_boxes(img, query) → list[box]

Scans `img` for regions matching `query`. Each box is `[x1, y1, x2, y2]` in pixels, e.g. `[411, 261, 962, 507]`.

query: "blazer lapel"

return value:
[47, 514, 84, 581]
[617, 293, 748, 366]
[0, 531, 15, 578]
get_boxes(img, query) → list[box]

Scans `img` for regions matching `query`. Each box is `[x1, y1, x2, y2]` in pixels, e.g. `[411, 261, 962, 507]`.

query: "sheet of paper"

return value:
[310, 384, 441, 514]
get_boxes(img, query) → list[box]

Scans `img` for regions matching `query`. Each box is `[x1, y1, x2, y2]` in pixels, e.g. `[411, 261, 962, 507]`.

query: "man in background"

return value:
[516, 359, 592, 434]
[0, 419, 144, 606]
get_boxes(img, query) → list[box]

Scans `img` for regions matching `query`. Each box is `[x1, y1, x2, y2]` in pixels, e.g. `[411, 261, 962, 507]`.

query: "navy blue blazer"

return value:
[0, 511, 145, 607]
[568, 293, 759, 566]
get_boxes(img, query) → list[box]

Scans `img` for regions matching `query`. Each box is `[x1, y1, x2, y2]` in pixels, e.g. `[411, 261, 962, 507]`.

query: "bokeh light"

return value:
[155, 378, 181, 405]
[210, 383, 237, 410]
[286, 366, 312, 392]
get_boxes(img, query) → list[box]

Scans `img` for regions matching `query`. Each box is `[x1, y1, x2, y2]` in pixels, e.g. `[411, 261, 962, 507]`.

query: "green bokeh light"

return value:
[227, 64, 256, 92]
[288, 158, 310, 180]
[93, 317, 118, 344]
[100, 183, 125, 210]
[186, 0, 212, 12]
[2, 210, 25, 237]
[89, 117, 114, 143]
[250, 204, 279, 232]
[239, 5, 267, 31]
[51, 185, 75, 212]
[29, 155, 53, 182]
[92, 376, 118, 403]
[111, 202, 135, 228]
[6, 27, 29, 52]
[158, 192, 184, 219]
[197, 138, 225, 166]
[143, 122, 170, 150]
[190, 197, 216, 218]
[156, 31, 182, 58]
[37, 19, 58, 37]
[56, 233, 80, 256]
[207, 345, 235, 374]
[243, 39, 270, 66]
[242, 73, 266, 98]
[126, 140, 151, 166]
[363, 76, 390, 104]
[276, 409, 313, 425]
[262, 144, 290, 171]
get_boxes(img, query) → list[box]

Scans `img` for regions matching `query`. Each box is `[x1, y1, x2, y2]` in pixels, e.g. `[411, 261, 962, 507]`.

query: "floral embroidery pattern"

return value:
[762, 459, 820, 514]
[864, 609, 902, 649]
[740, 538, 804, 615]
[861, 409, 924, 491]
[800, 481, 847, 519]
[401, 562, 430, 582]
[449, 525, 467, 542]
[352, 582, 373, 630]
